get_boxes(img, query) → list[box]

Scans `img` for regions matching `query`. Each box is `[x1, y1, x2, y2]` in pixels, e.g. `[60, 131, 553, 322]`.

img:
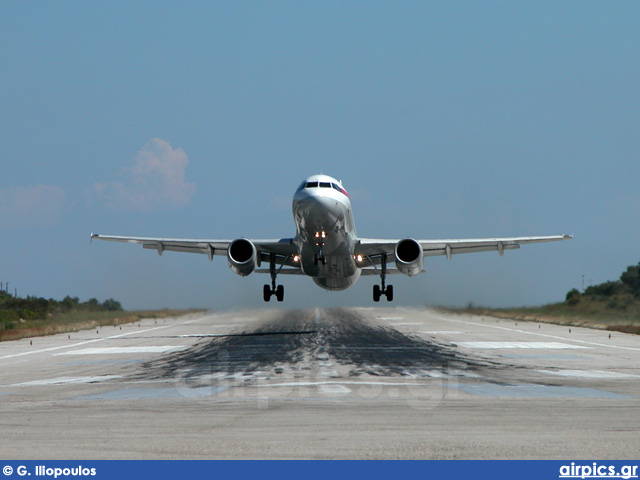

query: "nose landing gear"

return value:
[314, 249, 327, 266]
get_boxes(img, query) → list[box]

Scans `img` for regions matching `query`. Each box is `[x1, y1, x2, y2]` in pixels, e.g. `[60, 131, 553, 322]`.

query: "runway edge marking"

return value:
[432, 312, 640, 352]
[0, 316, 202, 361]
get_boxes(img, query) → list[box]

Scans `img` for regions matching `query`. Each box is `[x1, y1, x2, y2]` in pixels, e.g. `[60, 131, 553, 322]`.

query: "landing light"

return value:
[293, 255, 300, 262]
[356, 254, 363, 263]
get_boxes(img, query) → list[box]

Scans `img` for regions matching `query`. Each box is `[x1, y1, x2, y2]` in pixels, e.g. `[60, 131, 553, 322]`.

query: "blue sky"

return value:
[1, 2, 639, 310]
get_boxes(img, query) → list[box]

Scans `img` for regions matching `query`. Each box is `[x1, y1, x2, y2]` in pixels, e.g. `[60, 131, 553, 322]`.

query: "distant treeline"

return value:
[566, 260, 640, 307]
[0, 291, 122, 329]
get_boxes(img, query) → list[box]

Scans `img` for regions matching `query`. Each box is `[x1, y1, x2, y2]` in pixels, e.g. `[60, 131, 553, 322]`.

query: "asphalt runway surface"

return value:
[1, 307, 639, 459]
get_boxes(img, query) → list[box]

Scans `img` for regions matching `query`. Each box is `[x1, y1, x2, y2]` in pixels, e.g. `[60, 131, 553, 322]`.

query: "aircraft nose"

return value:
[296, 191, 328, 208]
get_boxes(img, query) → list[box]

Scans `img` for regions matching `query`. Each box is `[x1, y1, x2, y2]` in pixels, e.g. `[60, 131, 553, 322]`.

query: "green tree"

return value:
[620, 261, 640, 295]
[102, 299, 123, 311]
[61, 296, 79, 310]
[565, 288, 580, 305]
[584, 281, 624, 298]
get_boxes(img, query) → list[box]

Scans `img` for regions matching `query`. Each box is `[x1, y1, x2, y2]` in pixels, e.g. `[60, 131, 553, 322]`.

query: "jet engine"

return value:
[227, 239, 259, 276]
[394, 238, 424, 276]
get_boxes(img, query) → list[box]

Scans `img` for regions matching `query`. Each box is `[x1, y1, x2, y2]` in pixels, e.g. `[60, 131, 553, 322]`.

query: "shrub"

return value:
[18, 309, 41, 320]
[565, 288, 580, 304]
[102, 299, 123, 311]
[584, 281, 624, 298]
[0, 309, 20, 323]
[61, 296, 80, 310]
[620, 261, 640, 295]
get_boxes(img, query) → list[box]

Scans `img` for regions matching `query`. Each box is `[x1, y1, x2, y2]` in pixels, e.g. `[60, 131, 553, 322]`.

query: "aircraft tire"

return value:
[373, 285, 381, 302]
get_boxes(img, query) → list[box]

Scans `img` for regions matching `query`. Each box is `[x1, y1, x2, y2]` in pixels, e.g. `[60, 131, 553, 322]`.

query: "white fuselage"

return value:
[292, 175, 361, 291]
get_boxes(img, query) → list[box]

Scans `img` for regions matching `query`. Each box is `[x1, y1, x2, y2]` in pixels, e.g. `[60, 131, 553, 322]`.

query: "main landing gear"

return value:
[373, 253, 394, 302]
[263, 284, 284, 302]
[263, 253, 284, 302]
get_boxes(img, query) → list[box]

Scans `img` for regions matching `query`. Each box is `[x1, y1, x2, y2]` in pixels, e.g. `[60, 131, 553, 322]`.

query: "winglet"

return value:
[563, 234, 573, 240]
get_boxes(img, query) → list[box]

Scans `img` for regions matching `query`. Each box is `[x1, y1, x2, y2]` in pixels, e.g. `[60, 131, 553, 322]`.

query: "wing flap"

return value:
[360, 268, 403, 276]
[356, 234, 571, 262]
[91, 234, 297, 259]
[255, 268, 304, 275]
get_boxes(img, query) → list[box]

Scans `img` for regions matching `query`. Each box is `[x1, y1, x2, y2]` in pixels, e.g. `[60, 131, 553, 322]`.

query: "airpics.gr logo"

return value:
[559, 463, 639, 479]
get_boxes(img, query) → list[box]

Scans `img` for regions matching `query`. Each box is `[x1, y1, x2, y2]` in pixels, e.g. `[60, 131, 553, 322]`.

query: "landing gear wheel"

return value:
[264, 253, 287, 302]
[386, 285, 394, 302]
[373, 253, 394, 302]
[314, 253, 327, 266]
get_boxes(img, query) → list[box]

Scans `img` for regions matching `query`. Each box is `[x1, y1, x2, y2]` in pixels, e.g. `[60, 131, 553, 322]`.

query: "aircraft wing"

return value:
[90, 234, 298, 263]
[355, 234, 572, 263]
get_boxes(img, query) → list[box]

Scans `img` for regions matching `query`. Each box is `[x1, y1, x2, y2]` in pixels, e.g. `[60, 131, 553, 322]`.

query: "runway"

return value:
[0, 307, 638, 459]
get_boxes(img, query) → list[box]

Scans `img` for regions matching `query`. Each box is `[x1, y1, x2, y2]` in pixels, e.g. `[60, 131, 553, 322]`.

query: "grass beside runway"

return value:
[443, 300, 640, 335]
[0, 308, 205, 342]
[445, 259, 640, 335]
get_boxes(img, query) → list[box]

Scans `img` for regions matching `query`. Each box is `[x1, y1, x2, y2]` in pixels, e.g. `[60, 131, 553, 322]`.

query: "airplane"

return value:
[91, 174, 571, 302]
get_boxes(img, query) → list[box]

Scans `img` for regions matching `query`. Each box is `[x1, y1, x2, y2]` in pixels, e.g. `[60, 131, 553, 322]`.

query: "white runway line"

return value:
[457, 341, 589, 349]
[319, 384, 352, 395]
[182, 324, 237, 329]
[176, 334, 234, 338]
[12, 376, 122, 386]
[54, 346, 188, 356]
[420, 331, 463, 335]
[0, 320, 197, 361]
[536, 369, 640, 379]
[251, 381, 433, 388]
[433, 312, 640, 352]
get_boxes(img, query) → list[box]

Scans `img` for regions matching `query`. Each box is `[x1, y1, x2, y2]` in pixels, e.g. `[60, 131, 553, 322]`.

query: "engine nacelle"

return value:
[227, 239, 258, 276]
[395, 238, 424, 276]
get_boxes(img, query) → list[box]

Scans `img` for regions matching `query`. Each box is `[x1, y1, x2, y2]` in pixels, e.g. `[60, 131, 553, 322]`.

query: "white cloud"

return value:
[92, 138, 196, 211]
[0, 184, 66, 229]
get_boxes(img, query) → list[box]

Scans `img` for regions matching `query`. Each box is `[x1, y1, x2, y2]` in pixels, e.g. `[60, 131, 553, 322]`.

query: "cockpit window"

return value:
[298, 180, 347, 194]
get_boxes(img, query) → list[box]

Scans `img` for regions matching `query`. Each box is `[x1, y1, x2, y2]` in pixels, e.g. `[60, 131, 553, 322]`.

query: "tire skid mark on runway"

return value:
[318, 309, 488, 377]
[135, 308, 493, 385]
[138, 309, 313, 381]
